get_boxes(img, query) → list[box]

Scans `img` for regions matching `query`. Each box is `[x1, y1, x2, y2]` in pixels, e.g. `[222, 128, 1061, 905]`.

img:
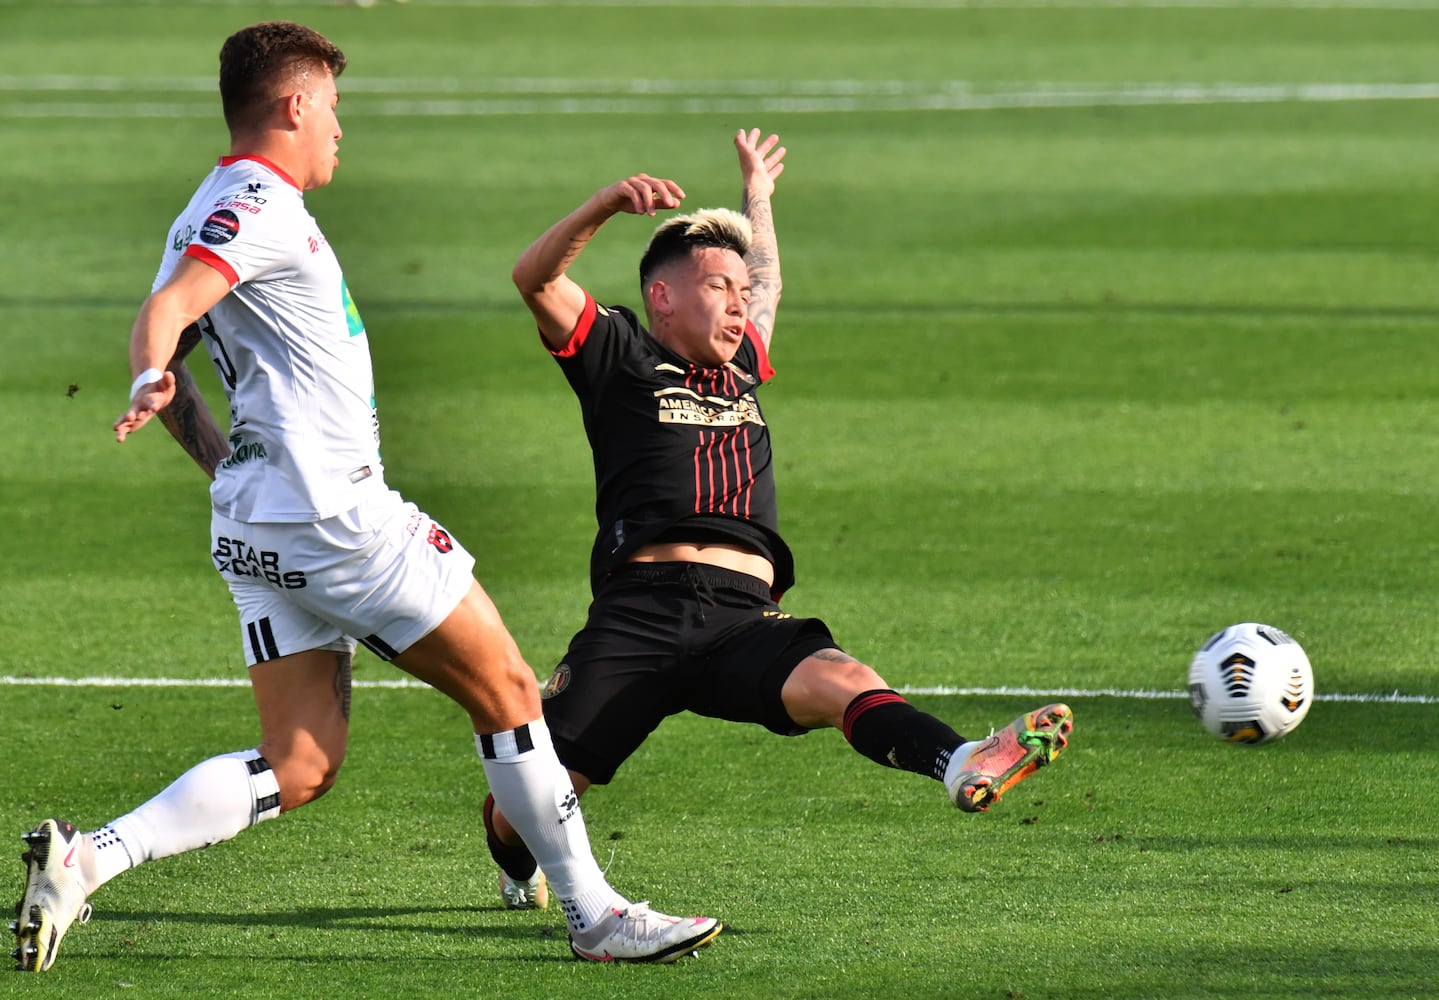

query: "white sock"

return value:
[83, 749, 281, 893]
[942, 739, 984, 790]
[476, 718, 623, 934]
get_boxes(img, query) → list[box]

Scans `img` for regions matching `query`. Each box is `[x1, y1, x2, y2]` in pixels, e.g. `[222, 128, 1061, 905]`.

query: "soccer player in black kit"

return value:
[486, 128, 1075, 912]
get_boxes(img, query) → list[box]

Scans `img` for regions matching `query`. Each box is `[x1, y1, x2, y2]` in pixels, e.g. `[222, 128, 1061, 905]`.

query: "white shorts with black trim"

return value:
[211, 487, 476, 667]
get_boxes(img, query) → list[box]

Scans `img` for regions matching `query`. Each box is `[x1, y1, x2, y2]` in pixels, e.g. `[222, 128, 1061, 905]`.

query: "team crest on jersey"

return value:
[541, 663, 572, 699]
[724, 361, 757, 385]
[200, 209, 240, 245]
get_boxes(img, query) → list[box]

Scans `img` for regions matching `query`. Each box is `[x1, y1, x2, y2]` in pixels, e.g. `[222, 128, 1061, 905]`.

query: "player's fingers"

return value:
[656, 179, 685, 207]
[636, 177, 684, 214]
[617, 177, 651, 214]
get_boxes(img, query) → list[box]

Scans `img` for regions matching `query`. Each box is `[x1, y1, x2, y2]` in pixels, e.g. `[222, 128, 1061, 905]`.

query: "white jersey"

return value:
[153, 155, 383, 522]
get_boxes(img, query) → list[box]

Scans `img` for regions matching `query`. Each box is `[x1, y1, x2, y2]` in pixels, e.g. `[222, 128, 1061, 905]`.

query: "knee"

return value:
[267, 747, 345, 811]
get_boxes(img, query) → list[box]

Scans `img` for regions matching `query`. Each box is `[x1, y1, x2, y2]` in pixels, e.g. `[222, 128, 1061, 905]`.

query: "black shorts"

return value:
[540, 562, 838, 784]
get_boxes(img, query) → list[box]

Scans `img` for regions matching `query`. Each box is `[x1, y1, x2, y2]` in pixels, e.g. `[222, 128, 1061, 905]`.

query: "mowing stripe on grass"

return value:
[5, 80, 1439, 118]
[1, 675, 1433, 703]
[7, 0, 1439, 10]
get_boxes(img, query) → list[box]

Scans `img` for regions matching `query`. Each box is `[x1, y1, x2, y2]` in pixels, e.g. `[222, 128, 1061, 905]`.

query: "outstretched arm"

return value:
[735, 128, 787, 349]
[115, 256, 232, 479]
[513, 173, 686, 352]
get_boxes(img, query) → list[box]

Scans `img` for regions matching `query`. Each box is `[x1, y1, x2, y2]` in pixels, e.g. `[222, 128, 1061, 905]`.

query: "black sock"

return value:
[482, 793, 539, 881]
[843, 689, 965, 782]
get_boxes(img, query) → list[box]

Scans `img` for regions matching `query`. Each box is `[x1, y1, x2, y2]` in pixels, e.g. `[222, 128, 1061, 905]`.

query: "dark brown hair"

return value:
[219, 21, 346, 131]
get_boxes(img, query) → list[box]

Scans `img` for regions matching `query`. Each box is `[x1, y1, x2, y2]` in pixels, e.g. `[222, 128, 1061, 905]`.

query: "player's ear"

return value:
[281, 90, 306, 129]
[648, 279, 673, 317]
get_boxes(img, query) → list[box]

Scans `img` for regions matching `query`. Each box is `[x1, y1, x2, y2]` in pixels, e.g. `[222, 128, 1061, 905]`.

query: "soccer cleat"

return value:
[569, 901, 722, 963]
[946, 703, 1074, 813]
[12, 820, 92, 972]
[499, 869, 549, 910]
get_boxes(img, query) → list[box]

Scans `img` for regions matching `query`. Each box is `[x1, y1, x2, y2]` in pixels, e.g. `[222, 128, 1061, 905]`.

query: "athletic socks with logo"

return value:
[842, 688, 967, 782]
[476, 718, 625, 934]
[83, 748, 281, 892]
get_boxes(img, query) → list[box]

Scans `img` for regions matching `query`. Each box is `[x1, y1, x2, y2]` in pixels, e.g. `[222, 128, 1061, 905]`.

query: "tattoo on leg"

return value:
[333, 652, 353, 721]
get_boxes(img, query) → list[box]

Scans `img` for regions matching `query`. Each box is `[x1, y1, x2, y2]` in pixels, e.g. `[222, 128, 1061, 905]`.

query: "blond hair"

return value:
[639, 208, 752, 288]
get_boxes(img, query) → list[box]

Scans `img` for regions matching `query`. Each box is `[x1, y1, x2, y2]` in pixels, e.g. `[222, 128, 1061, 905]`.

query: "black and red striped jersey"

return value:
[548, 291, 796, 596]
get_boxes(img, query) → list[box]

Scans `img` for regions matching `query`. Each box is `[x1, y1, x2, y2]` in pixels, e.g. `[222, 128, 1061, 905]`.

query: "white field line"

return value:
[1, 675, 1433, 703]
[3, 79, 1439, 118]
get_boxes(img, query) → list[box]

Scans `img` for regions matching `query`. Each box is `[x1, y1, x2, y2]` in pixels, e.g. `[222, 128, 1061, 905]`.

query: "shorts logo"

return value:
[427, 525, 453, 553]
[213, 537, 307, 589]
[542, 663, 571, 700]
[200, 209, 240, 245]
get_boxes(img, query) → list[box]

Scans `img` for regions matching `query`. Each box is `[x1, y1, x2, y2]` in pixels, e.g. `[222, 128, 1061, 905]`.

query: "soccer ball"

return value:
[1187, 622, 1314, 744]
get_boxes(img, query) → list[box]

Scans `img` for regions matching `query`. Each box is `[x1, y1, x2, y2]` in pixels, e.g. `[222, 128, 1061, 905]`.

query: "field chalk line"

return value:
[1, 675, 1432, 704]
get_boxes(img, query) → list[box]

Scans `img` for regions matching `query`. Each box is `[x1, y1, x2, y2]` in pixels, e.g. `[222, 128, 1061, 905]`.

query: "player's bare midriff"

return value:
[627, 541, 775, 587]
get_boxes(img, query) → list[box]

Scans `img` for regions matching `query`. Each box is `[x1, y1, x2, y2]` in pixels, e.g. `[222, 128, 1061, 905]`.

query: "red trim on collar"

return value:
[218, 154, 301, 191]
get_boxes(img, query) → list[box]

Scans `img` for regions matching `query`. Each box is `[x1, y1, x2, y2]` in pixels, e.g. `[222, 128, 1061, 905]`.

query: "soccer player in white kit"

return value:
[10, 21, 720, 972]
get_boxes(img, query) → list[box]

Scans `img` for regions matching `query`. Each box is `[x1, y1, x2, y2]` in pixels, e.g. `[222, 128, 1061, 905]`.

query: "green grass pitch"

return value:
[2, 1, 1437, 997]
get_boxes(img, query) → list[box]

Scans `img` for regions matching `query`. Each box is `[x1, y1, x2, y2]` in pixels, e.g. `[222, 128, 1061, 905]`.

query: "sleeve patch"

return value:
[200, 209, 241, 246]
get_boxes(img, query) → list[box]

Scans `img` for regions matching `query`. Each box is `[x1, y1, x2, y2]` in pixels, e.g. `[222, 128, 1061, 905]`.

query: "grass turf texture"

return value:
[3, 1, 1439, 996]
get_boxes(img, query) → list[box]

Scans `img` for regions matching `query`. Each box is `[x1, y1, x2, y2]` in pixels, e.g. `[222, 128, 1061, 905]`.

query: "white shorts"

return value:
[211, 487, 477, 667]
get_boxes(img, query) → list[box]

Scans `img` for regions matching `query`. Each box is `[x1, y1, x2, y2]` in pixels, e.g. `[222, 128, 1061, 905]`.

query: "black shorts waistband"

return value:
[610, 561, 774, 600]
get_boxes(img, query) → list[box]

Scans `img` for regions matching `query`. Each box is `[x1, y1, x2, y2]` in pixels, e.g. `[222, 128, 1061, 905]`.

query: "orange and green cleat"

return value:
[946, 703, 1074, 813]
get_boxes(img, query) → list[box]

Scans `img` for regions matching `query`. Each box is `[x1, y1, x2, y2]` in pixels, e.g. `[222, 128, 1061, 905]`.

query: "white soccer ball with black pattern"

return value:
[1187, 622, 1314, 744]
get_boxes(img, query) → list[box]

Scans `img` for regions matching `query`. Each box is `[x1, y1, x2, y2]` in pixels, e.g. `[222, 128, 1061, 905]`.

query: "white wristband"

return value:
[129, 367, 164, 402]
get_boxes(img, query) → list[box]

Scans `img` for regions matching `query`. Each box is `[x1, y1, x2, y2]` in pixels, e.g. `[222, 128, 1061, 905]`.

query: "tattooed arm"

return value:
[736, 128, 787, 349]
[116, 254, 230, 454]
[157, 323, 230, 480]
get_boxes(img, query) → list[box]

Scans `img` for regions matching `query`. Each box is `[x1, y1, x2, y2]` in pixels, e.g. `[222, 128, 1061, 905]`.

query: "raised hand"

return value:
[735, 129, 785, 200]
[600, 172, 687, 217]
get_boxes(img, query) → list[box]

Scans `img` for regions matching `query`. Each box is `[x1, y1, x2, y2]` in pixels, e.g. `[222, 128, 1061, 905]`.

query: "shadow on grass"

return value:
[96, 903, 552, 931]
[1081, 832, 1439, 853]
[88, 905, 750, 940]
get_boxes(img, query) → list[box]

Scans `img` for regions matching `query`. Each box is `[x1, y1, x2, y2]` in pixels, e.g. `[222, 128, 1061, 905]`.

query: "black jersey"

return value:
[549, 292, 796, 597]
